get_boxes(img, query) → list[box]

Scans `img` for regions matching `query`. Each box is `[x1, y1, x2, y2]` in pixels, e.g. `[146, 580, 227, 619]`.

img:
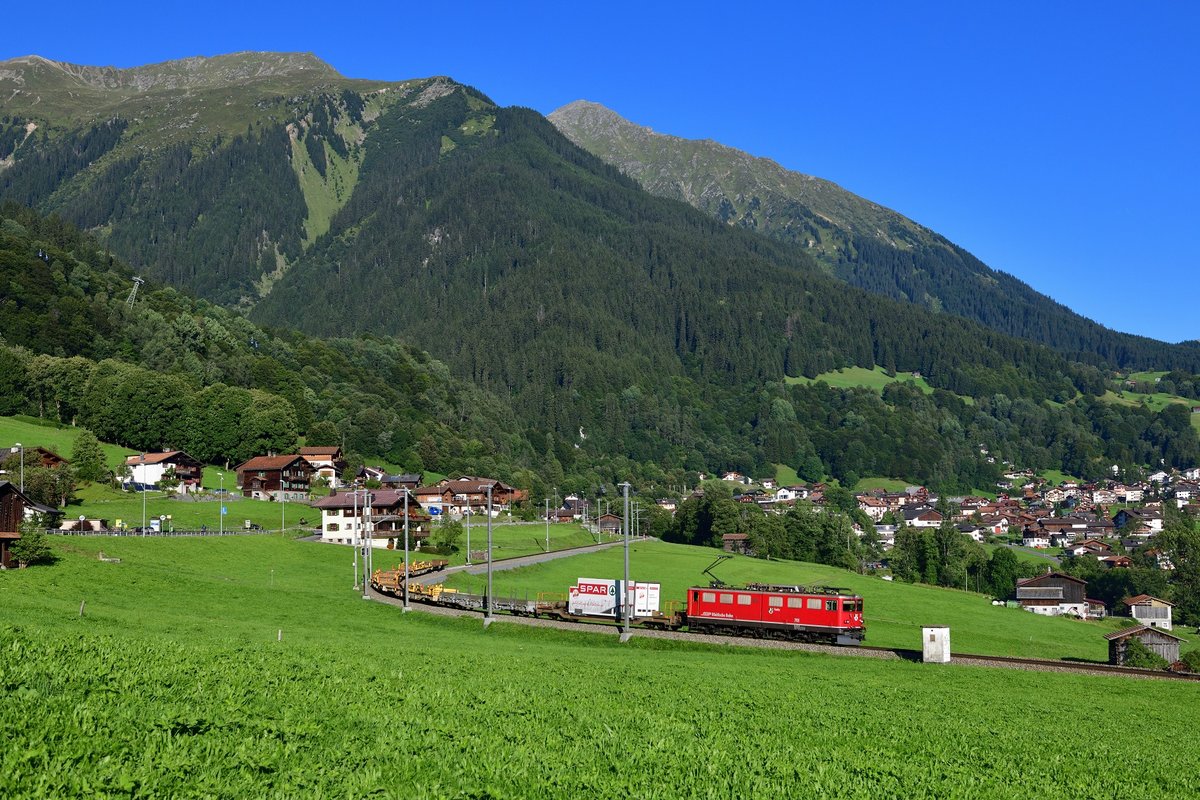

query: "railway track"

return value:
[371, 588, 1199, 682]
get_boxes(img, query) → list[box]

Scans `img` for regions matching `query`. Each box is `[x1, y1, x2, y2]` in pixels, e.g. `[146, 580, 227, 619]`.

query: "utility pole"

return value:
[218, 472, 224, 535]
[484, 484, 494, 628]
[620, 481, 632, 643]
[362, 490, 372, 600]
[465, 500, 472, 565]
[140, 453, 146, 535]
[402, 489, 411, 612]
[545, 497, 550, 552]
[352, 489, 360, 589]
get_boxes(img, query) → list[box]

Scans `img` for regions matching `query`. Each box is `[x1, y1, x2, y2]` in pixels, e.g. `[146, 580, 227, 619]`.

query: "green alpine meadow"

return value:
[2, 536, 1199, 799]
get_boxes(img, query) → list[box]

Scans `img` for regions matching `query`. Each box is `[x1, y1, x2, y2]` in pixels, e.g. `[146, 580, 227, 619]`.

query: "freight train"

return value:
[370, 557, 865, 645]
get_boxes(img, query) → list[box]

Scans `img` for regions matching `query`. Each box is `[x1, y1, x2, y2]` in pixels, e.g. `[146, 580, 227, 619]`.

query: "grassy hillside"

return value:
[2, 536, 1198, 797]
[786, 365, 934, 394]
[0, 415, 134, 470]
[442, 539, 1149, 661]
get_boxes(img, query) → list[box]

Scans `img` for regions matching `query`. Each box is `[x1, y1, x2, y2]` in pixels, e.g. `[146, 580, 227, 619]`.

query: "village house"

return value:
[6, 445, 69, 470]
[234, 455, 313, 501]
[956, 523, 986, 542]
[1113, 508, 1163, 533]
[0, 480, 31, 568]
[1091, 488, 1118, 506]
[312, 488, 429, 549]
[1085, 598, 1108, 620]
[902, 507, 943, 528]
[1126, 594, 1174, 631]
[1015, 572, 1088, 617]
[1115, 484, 1144, 502]
[1021, 527, 1051, 549]
[873, 524, 898, 551]
[721, 471, 751, 485]
[298, 446, 347, 487]
[1099, 555, 1133, 569]
[1104, 626, 1183, 666]
[381, 473, 423, 490]
[656, 498, 677, 514]
[857, 495, 889, 522]
[124, 451, 204, 493]
[774, 485, 808, 503]
[1064, 539, 1113, 557]
[413, 476, 524, 517]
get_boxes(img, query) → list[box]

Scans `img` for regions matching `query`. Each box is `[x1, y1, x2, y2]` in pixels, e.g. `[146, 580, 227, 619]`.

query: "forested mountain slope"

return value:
[549, 100, 1200, 369]
[1, 55, 1198, 491]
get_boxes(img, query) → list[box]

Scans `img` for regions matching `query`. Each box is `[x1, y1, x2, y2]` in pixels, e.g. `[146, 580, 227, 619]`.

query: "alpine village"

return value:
[1, 46, 1199, 799]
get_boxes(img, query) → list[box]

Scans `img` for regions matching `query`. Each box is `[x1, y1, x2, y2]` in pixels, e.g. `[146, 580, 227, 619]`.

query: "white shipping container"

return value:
[568, 578, 660, 618]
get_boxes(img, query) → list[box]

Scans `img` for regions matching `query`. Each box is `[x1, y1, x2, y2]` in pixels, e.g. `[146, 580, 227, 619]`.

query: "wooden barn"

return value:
[0, 480, 30, 568]
[1104, 625, 1183, 666]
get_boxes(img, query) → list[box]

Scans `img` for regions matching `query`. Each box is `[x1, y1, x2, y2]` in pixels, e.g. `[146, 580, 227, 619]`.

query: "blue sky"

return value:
[6, 1, 1198, 342]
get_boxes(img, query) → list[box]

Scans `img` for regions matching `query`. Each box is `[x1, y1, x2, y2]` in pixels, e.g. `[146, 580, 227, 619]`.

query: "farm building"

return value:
[1104, 626, 1183, 666]
[722, 533, 754, 555]
[597, 513, 623, 533]
[1126, 594, 1173, 631]
[1015, 572, 1087, 617]
[0, 480, 32, 568]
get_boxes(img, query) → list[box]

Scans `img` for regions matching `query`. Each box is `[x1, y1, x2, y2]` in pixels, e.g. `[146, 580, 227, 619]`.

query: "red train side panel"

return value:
[685, 584, 865, 645]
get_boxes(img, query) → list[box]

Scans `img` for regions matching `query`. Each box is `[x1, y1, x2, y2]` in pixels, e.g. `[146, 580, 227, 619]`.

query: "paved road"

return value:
[408, 539, 632, 585]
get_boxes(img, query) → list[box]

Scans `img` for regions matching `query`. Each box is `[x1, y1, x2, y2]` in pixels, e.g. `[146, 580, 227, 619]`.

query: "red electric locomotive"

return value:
[683, 558, 865, 645]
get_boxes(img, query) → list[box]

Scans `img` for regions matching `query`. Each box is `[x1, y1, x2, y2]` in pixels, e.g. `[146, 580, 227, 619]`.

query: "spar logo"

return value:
[576, 581, 615, 596]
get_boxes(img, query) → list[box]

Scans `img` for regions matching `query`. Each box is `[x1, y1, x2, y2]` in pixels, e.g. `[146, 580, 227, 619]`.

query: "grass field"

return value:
[386, 521, 600, 568]
[2, 536, 1198, 798]
[70, 482, 312, 532]
[0, 415, 136, 470]
[1039, 468, 1082, 486]
[443, 539, 1150, 661]
[785, 365, 934, 393]
[851, 476, 910, 492]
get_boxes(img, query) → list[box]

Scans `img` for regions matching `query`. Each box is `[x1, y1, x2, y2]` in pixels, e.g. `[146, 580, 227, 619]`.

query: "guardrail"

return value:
[49, 529, 276, 537]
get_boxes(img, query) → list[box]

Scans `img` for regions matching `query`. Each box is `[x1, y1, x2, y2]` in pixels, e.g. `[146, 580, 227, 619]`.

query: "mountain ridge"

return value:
[549, 100, 1200, 361]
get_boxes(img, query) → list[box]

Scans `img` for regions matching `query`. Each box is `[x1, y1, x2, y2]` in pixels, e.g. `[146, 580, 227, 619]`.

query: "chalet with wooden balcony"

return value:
[413, 476, 524, 516]
[312, 488, 430, 548]
[234, 455, 313, 502]
[124, 451, 204, 493]
[298, 446, 347, 487]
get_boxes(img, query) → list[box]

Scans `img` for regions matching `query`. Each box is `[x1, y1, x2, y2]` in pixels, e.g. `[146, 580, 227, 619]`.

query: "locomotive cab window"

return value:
[825, 599, 838, 611]
[702, 592, 716, 603]
[769, 596, 784, 608]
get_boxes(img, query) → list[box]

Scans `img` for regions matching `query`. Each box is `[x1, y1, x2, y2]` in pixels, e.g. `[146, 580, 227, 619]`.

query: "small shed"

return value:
[722, 533, 754, 556]
[597, 513, 623, 533]
[1104, 625, 1183, 666]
